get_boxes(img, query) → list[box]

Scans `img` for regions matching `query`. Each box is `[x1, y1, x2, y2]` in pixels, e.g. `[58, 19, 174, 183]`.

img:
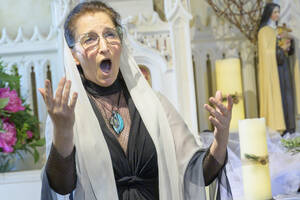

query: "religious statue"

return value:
[258, 3, 300, 134]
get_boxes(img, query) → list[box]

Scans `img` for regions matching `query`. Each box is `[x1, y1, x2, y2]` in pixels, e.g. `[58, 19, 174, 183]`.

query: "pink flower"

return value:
[0, 88, 25, 112]
[26, 131, 33, 139]
[0, 118, 17, 153]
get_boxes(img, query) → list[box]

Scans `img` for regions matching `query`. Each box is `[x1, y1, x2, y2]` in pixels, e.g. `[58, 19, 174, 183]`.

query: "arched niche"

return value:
[127, 32, 171, 94]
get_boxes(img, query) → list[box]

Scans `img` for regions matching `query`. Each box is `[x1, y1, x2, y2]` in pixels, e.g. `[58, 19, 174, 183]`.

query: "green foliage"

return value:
[281, 137, 300, 154]
[244, 153, 269, 165]
[0, 98, 9, 109]
[0, 62, 20, 90]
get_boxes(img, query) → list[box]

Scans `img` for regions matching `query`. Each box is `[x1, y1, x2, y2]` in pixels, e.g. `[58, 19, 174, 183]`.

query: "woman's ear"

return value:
[71, 49, 81, 65]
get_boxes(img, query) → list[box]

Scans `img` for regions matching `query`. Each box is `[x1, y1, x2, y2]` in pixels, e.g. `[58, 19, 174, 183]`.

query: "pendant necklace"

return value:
[98, 91, 124, 135]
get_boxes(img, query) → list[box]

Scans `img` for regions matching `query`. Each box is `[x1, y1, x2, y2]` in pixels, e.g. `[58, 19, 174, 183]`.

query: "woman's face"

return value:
[72, 12, 122, 87]
[271, 6, 280, 22]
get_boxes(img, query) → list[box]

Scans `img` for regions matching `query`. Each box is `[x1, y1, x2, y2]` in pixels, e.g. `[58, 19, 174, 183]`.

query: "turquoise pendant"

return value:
[109, 111, 124, 135]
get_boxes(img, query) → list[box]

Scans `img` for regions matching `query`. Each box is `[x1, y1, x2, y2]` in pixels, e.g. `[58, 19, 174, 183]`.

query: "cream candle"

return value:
[238, 118, 272, 200]
[215, 58, 245, 132]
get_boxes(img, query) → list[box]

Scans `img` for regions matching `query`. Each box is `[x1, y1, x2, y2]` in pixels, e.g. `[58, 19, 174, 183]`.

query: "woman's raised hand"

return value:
[204, 91, 233, 164]
[39, 77, 78, 157]
[39, 77, 78, 131]
[204, 91, 233, 141]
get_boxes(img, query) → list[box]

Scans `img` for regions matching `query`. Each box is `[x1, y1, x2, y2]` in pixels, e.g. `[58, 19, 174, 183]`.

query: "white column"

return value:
[166, 1, 198, 133]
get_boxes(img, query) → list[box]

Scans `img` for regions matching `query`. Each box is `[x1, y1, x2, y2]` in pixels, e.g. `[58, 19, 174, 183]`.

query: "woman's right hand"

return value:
[39, 77, 78, 156]
[39, 77, 78, 131]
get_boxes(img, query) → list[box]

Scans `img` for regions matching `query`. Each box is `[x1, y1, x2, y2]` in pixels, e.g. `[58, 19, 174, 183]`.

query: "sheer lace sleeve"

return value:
[45, 144, 77, 194]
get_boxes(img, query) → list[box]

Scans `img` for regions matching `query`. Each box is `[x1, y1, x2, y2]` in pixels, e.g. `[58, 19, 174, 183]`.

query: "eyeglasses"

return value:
[74, 27, 120, 52]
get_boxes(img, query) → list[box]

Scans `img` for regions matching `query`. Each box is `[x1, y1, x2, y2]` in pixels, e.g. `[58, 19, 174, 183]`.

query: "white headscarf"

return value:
[43, 32, 208, 200]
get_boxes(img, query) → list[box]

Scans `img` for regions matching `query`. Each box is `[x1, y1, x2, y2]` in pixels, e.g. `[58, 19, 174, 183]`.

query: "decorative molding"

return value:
[164, 0, 189, 17]
[0, 26, 58, 45]
[125, 27, 172, 96]
[124, 12, 166, 28]
[124, 12, 173, 68]
[166, 0, 192, 22]
[0, 26, 59, 56]
[127, 33, 169, 72]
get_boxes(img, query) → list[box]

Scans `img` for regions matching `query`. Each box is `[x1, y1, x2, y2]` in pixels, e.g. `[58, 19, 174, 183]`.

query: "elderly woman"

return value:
[40, 1, 233, 200]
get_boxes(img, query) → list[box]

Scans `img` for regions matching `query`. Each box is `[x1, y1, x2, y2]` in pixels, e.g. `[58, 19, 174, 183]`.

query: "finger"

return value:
[215, 90, 222, 102]
[204, 104, 224, 120]
[42, 80, 52, 104]
[209, 97, 228, 115]
[209, 116, 222, 130]
[227, 95, 233, 113]
[38, 88, 47, 104]
[39, 87, 54, 112]
[44, 80, 52, 99]
[61, 80, 71, 106]
[54, 77, 66, 106]
[69, 92, 78, 111]
[46, 79, 53, 99]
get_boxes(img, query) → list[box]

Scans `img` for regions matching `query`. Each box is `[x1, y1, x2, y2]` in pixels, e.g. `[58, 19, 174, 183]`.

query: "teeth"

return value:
[100, 59, 112, 73]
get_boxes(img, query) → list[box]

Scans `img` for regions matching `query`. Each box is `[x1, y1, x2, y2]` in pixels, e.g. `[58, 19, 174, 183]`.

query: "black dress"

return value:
[43, 70, 227, 200]
[276, 39, 296, 133]
[85, 78, 159, 200]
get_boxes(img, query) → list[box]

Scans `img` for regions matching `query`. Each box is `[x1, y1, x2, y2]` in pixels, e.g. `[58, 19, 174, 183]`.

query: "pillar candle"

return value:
[238, 118, 272, 200]
[215, 58, 245, 132]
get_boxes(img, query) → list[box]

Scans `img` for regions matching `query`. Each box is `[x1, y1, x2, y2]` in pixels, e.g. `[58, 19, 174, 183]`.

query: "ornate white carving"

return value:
[0, 26, 57, 45]
[0, 28, 12, 44]
[124, 12, 173, 68]
[51, 0, 73, 28]
[164, 0, 190, 16]
[126, 30, 171, 94]
[166, 0, 192, 21]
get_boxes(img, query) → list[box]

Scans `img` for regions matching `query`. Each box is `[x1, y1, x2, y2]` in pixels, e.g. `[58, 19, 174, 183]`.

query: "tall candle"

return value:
[239, 118, 272, 200]
[215, 58, 245, 132]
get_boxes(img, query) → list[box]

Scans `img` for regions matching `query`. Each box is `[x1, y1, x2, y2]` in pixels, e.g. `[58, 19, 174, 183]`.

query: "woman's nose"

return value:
[98, 38, 109, 54]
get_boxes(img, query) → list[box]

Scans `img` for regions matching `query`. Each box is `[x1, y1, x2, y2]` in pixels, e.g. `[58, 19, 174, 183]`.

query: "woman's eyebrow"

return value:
[102, 27, 116, 32]
[83, 30, 97, 35]
[77, 30, 97, 40]
[81, 27, 115, 35]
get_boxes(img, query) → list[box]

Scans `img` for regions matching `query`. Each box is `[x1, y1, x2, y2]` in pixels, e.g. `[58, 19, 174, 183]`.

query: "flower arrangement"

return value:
[0, 61, 45, 172]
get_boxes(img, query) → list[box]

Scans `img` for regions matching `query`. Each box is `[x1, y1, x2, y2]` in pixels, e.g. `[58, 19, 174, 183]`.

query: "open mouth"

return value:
[99, 59, 112, 73]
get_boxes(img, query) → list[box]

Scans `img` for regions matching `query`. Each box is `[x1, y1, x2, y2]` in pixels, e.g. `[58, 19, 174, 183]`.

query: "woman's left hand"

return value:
[204, 91, 233, 163]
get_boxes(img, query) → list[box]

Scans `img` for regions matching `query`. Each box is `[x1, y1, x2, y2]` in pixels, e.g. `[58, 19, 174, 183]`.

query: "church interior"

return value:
[0, 0, 300, 199]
